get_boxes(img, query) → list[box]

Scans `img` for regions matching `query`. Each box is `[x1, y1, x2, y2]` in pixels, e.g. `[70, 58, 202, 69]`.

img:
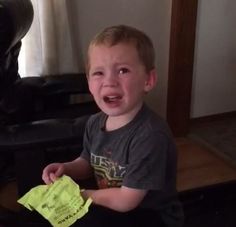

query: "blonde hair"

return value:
[87, 25, 155, 73]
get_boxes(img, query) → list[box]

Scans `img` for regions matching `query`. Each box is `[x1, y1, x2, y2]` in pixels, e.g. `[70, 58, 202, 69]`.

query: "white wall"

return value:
[191, 0, 236, 118]
[69, 0, 172, 117]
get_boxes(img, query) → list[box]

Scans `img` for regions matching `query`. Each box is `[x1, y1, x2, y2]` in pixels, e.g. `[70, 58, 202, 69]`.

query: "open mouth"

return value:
[103, 96, 122, 103]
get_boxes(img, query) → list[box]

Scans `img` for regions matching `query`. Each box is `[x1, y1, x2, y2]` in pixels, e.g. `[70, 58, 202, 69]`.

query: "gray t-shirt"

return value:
[80, 104, 184, 226]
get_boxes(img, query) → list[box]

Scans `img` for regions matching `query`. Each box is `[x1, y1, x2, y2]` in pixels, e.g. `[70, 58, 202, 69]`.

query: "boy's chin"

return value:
[99, 102, 142, 117]
[99, 106, 124, 117]
[101, 109, 123, 117]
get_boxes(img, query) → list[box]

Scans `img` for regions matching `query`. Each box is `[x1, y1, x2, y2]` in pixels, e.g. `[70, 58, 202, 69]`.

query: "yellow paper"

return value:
[18, 175, 92, 227]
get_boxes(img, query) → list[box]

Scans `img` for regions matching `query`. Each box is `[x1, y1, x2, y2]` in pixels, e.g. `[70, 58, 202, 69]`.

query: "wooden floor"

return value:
[176, 137, 236, 191]
[1, 137, 236, 212]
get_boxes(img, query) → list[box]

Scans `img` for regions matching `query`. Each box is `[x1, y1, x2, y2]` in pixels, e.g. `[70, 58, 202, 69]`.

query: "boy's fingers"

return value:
[55, 165, 64, 178]
[42, 175, 52, 185]
[49, 173, 58, 182]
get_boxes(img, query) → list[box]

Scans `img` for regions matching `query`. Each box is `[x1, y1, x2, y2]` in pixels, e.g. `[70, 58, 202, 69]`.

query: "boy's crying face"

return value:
[87, 42, 156, 120]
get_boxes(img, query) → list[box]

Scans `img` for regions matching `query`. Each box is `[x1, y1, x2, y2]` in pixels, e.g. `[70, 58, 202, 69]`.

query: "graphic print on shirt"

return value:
[91, 152, 126, 189]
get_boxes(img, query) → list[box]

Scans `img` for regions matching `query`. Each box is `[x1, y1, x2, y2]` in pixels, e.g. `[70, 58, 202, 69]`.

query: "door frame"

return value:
[167, 0, 198, 136]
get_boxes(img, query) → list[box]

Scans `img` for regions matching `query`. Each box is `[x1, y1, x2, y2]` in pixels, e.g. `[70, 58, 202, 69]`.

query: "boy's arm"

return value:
[82, 186, 147, 212]
[64, 157, 93, 180]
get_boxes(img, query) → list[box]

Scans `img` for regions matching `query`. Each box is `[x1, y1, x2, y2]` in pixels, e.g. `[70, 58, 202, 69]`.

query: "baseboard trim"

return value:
[190, 111, 236, 126]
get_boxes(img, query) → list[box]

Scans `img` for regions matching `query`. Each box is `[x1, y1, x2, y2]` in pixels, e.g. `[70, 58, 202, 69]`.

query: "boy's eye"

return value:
[118, 68, 130, 75]
[91, 71, 103, 77]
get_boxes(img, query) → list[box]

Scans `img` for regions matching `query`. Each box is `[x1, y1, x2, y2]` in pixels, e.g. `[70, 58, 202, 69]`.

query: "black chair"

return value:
[0, 0, 97, 126]
[0, 0, 98, 225]
[0, 0, 33, 124]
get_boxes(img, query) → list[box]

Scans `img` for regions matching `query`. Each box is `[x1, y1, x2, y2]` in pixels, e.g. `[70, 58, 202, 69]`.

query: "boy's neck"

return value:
[104, 103, 143, 131]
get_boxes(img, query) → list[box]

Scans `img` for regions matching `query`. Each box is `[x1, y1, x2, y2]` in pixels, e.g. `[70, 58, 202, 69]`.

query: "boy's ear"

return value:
[144, 69, 157, 92]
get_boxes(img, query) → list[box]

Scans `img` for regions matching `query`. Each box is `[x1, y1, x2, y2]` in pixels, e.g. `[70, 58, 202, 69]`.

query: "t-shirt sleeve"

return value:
[122, 132, 170, 191]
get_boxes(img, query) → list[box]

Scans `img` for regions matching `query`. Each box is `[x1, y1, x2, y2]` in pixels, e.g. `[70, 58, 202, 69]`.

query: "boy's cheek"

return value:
[88, 81, 95, 94]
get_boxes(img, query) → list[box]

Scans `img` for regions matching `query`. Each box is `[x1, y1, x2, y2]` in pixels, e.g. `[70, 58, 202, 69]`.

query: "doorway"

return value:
[167, 0, 198, 136]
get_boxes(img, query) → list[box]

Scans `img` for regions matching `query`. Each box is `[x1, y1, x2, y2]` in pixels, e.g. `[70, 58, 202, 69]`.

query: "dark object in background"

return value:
[0, 2, 98, 226]
[0, 0, 96, 125]
[0, 0, 33, 124]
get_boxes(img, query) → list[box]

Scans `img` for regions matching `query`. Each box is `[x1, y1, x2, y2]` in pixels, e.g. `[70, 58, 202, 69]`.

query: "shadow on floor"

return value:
[181, 180, 236, 227]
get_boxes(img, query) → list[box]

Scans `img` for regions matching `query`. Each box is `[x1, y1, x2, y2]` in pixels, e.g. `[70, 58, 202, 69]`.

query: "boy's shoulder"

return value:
[128, 105, 175, 146]
[89, 111, 104, 121]
[86, 111, 106, 129]
[138, 105, 171, 133]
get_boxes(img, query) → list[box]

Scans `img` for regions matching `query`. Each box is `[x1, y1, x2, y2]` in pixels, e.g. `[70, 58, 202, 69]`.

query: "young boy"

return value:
[42, 25, 184, 227]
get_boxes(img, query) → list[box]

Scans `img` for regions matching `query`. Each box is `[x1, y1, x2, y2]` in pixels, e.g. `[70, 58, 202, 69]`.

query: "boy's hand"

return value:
[42, 163, 65, 184]
[81, 189, 95, 201]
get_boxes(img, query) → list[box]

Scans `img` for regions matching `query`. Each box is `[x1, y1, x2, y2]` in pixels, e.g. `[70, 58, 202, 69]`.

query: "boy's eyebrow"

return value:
[114, 61, 130, 66]
[89, 66, 104, 71]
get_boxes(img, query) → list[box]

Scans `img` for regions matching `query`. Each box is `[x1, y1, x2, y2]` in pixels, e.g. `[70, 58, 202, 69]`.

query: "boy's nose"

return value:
[103, 73, 118, 87]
